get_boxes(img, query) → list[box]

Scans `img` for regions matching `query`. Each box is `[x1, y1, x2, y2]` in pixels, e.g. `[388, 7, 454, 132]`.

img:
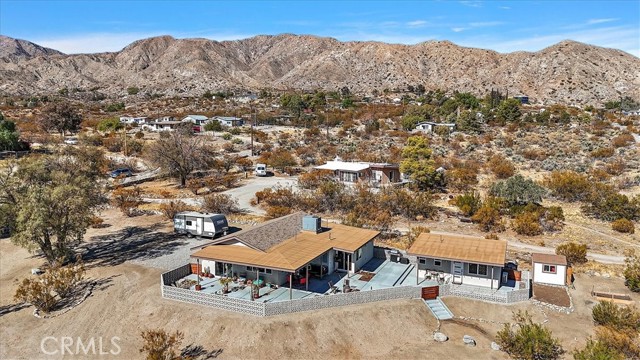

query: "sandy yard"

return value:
[0, 209, 637, 360]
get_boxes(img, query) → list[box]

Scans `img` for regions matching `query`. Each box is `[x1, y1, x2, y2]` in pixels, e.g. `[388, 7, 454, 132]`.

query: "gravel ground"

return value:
[127, 236, 205, 270]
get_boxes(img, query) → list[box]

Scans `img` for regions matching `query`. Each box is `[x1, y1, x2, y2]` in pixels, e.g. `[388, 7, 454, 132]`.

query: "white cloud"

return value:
[407, 20, 428, 28]
[469, 21, 505, 27]
[451, 27, 467, 32]
[499, 6, 511, 10]
[587, 18, 618, 25]
[459, 1, 483, 7]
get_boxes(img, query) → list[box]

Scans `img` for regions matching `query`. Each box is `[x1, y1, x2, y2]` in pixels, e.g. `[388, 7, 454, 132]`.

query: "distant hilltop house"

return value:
[182, 115, 209, 126]
[119, 115, 148, 124]
[513, 95, 529, 104]
[212, 116, 244, 127]
[623, 109, 640, 116]
[143, 116, 183, 132]
[414, 121, 456, 134]
[314, 157, 404, 186]
[231, 94, 258, 104]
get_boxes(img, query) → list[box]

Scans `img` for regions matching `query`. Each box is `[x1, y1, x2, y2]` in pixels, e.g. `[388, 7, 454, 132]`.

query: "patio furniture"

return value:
[328, 281, 338, 294]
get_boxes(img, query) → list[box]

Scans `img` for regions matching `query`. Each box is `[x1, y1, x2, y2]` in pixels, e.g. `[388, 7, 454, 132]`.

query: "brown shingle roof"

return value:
[193, 212, 306, 252]
[532, 253, 567, 266]
[407, 233, 507, 266]
[191, 223, 380, 272]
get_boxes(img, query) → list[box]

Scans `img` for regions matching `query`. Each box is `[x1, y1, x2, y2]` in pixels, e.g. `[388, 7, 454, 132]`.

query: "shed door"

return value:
[196, 218, 203, 235]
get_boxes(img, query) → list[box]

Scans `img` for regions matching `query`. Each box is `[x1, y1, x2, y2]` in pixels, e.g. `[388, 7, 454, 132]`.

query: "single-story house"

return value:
[190, 212, 378, 290]
[119, 116, 148, 124]
[232, 94, 258, 104]
[313, 157, 402, 186]
[143, 120, 184, 132]
[212, 116, 244, 127]
[532, 253, 567, 286]
[408, 233, 507, 289]
[415, 122, 456, 133]
[182, 115, 209, 126]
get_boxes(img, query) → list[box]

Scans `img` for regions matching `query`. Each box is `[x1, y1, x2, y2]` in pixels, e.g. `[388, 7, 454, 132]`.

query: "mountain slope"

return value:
[0, 35, 64, 59]
[0, 34, 638, 105]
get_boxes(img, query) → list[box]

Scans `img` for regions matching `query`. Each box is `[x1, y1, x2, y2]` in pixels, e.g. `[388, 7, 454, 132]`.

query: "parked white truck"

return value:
[173, 212, 229, 238]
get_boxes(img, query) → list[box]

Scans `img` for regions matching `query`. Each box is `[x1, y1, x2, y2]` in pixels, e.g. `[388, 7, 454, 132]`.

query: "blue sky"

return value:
[1, 1, 638, 56]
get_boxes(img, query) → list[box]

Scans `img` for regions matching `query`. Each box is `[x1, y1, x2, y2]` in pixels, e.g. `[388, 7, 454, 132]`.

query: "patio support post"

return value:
[416, 263, 419, 285]
[305, 265, 309, 291]
[289, 273, 293, 300]
[491, 267, 494, 290]
[196, 259, 200, 287]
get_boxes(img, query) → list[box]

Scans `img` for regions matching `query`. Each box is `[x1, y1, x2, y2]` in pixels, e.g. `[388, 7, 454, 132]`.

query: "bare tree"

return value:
[145, 131, 217, 186]
[41, 102, 82, 137]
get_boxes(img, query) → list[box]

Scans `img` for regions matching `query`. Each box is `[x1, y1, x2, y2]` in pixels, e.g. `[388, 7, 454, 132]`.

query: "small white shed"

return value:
[532, 253, 567, 286]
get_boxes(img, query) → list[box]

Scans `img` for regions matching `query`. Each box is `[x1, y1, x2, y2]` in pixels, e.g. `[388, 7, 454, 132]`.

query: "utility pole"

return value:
[250, 106, 255, 156]
[123, 126, 127, 157]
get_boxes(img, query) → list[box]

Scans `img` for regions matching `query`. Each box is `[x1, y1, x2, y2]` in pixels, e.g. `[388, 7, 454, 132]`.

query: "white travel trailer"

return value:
[174, 212, 229, 238]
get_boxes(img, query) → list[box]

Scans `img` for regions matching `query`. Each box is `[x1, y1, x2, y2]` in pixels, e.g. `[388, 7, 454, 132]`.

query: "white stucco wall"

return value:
[353, 241, 374, 272]
[533, 263, 566, 286]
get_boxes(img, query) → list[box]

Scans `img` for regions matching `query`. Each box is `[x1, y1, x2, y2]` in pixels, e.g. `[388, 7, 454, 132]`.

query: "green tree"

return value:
[624, 250, 640, 292]
[496, 311, 564, 360]
[280, 93, 306, 118]
[555, 242, 588, 265]
[452, 191, 482, 216]
[41, 102, 82, 137]
[496, 98, 522, 123]
[400, 136, 442, 190]
[490, 175, 546, 207]
[0, 112, 23, 151]
[456, 110, 481, 133]
[97, 118, 124, 132]
[401, 114, 423, 131]
[5, 155, 105, 265]
[204, 121, 223, 132]
[573, 338, 625, 360]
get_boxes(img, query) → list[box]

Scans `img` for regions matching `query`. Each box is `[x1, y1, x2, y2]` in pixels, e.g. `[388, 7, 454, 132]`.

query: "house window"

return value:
[356, 248, 362, 260]
[246, 266, 272, 274]
[419, 258, 427, 264]
[434, 259, 442, 267]
[543, 264, 557, 274]
[186, 220, 192, 226]
[468, 263, 488, 276]
[389, 171, 395, 181]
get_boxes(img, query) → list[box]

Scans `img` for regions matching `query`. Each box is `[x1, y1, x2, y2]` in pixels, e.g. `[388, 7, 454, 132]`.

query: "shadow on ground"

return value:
[80, 224, 188, 268]
[0, 303, 29, 317]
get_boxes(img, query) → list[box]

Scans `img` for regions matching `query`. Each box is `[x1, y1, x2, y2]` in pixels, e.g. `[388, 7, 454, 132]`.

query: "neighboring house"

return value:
[190, 212, 378, 288]
[313, 157, 402, 186]
[182, 115, 209, 126]
[212, 116, 244, 127]
[622, 109, 640, 116]
[414, 121, 456, 133]
[119, 116, 148, 124]
[232, 94, 258, 104]
[408, 233, 507, 289]
[143, 120, 184, 132]
[532, 253, 567, 286]
[513, 95, 530, 104]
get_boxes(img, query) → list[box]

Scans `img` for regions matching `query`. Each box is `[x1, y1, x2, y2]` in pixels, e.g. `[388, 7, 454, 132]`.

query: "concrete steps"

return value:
[424, 298, 454, 320]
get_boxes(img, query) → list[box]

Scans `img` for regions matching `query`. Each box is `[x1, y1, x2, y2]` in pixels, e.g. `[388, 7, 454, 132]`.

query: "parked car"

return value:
[109, 168, 133, 178]
[255, 163, 267, 176]
[63, 138, 78, 145]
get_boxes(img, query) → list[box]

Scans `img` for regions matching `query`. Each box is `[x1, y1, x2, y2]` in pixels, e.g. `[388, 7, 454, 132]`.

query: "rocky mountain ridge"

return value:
[1, 34, 638, 105]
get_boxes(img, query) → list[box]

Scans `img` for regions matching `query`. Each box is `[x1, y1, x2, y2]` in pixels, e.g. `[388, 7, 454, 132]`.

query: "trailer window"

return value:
[186, 221, 192, 226]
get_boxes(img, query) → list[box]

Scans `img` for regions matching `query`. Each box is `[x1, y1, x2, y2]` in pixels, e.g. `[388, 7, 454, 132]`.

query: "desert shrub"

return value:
[14, 261, 85, 313]
[139, 329, 183, 360]
[79, 133, 104, 146]
[490, 175, 546, 207]
[89, 215, 104, 228]
[624, 250, 640, 292]
[543, 170, 591, 202]
[451, 191, 482, 217]
[488, 154, 515, 179]
[512, 211, 543, 236]
[159, 201, 192, 220]
[611, 218, 635, 234]
[134, 131, 144, 139]
[221, 133, 232, 140]
[204, 121, 223, 132]
[201, 194, 240, 214]
[592, 301, 640, 331]
[446, 165, 479, 191]
[407, 226, 430, 248]
[604, 159, 626, 176]
[265, 206, 293, 219]
[485, 233, 499, 240]
[583, 185, 640, 221]
[496, 311, 564, 360]
[221, 174, 240, 188]
[298, 170, 334, 189]
[541, 206, 565, 232]
[611, 133, 635, 148]
[555, 242, 588, 265]
[590, 147, 614, 158]
[471, 205, 504, 232]
[591, 326, 640, 359]
[573, 338, 625, 360]
[97, 118, 123, 132]
[111, 186, 142, 217]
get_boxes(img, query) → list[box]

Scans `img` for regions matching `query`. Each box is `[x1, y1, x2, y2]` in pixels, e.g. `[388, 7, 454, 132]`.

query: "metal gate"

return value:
[421, 286, 439, 300]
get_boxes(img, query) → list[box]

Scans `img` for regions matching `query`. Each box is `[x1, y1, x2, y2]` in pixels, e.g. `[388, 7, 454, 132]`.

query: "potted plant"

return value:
[219, 277, 233, 294]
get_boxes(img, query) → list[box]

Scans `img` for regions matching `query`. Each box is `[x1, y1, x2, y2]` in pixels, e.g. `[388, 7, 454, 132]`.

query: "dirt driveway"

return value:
[221, 175, 298, 214]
